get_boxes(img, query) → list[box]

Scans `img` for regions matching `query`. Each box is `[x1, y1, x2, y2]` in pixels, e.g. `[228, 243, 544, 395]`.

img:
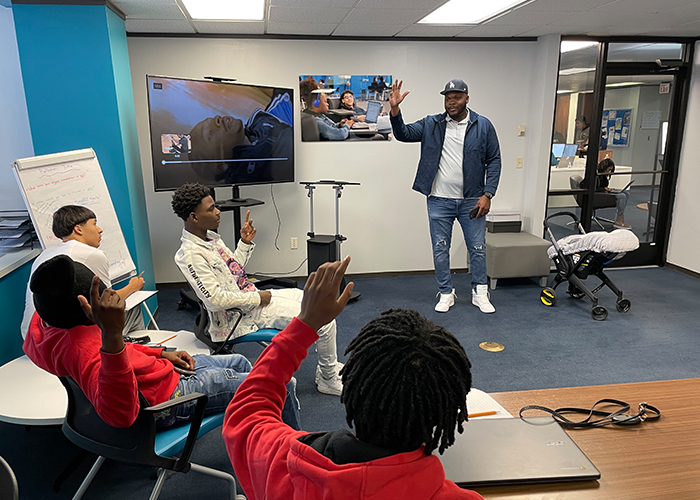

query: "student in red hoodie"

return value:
[23, 255, 300, 429]
[224, 257, 483, 500]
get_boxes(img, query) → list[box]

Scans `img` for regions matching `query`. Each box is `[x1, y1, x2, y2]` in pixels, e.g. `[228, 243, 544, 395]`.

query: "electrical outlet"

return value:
[516, 157, 523, 169]
[290, 237, 298, 249]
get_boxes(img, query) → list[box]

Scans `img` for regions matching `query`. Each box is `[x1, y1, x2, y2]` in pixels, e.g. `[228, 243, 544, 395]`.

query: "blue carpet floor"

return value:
[2, 266, 699, 498]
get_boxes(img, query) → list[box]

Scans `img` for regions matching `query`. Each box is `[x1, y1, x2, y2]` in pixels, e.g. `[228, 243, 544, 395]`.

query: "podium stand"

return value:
[301, 180, 360, 301]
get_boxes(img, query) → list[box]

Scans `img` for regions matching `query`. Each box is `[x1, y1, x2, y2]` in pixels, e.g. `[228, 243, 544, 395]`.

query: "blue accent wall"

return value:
[13, 3, 157, 313]
[0, 261, 32, 365]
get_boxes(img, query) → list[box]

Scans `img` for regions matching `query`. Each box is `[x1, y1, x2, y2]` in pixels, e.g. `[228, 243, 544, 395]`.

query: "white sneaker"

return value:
[315, 362, 344, 396]
[435, 289, 456, 313]
[472, 285, 495, 313]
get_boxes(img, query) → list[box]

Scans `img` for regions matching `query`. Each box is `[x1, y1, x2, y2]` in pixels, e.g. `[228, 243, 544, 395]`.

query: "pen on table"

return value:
[468, 411, 498, 418]
[156, 334, 177, 346]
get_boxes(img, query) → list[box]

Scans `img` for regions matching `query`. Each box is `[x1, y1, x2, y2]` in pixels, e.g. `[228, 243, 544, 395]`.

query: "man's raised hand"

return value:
[78, 275, 126, 354]
[389, 79, 410, 116]
[240, 209, 257, 244]
[298, 257, 353, 332]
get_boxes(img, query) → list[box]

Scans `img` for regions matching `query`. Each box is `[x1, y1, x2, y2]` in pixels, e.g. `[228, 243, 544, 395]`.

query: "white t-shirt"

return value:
[20, 240, 111, 338]
[430, 111, 470, 199]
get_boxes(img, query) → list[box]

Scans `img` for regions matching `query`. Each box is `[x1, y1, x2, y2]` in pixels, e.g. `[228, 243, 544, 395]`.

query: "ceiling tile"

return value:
[192, 21, 265, 34]
[356, 0, 444, 8]
[125, 19, 195, 33]
[518, 0, 616, 12]
[394, 24, 470, 37]
[458, 24, 541, 37]
[594, 0, 699, 14]
[487, 9, 577, 26]
[342, 8, 425, 24]
[266, 22, 337, 35]
[113, 2, 184, 20]
[268, 6, 350, 23]
[333, 23, 404, 36]
[270, 0, 357, 7]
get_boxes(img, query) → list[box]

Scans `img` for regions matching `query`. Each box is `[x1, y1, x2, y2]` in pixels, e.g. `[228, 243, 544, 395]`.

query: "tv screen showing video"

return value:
[146, 75, 294, 191]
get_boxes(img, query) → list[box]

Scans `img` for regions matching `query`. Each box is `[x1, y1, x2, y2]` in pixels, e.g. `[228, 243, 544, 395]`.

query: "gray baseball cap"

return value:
[440, 79, 469, 95]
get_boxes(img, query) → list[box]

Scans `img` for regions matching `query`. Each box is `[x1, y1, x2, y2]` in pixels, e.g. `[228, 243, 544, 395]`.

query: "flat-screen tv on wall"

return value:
[146, 75, 294, 191]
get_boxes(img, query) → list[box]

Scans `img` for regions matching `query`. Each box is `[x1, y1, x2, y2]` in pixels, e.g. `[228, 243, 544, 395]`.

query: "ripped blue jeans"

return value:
[163, 353, 301, 430]
[427, 196, 487, 294]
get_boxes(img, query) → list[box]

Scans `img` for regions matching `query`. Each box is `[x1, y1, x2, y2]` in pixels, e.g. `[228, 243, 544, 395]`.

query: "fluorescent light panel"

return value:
[419, 0, 529, 24]
[559, 67, 596, 76]
[560, 41, 598, 53]
[606, 82, 645, 88]
[182, 0, 264, 21]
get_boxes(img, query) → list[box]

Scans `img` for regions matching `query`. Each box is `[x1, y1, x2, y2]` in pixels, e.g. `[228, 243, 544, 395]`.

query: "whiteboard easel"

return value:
[12, 148, 136, 284]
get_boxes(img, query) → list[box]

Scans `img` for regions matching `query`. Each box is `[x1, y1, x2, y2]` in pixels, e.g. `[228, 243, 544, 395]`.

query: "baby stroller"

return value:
[540, 212, 639, 321]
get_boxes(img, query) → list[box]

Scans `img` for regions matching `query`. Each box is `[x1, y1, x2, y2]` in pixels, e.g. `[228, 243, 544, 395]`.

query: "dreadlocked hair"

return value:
[171, 183, 212, 220]
[341, 308, 472, 455]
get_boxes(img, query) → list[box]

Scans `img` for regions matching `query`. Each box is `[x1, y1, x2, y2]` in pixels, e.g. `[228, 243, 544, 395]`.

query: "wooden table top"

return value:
[473, 378, 700, 500]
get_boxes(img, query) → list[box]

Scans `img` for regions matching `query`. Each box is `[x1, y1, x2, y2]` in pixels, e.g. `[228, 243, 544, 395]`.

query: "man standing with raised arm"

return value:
[389, 79, 502, 314]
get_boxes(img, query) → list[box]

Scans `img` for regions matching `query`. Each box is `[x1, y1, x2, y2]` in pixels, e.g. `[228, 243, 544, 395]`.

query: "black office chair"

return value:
[59, 376, 239, 500]
[0, 455, 19, 500]
[190, 295, 278, 355]
[570, 175, 617, 229]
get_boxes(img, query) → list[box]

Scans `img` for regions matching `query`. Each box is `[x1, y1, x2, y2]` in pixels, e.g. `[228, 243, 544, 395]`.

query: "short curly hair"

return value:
[171, 183, 212, 221]
[299, 76, 320, 109]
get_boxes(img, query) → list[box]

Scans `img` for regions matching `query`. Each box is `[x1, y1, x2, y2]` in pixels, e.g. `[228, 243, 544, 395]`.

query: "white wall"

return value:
[127, 37, 558, 283]
[667, 41, 700, 274]
[0, 6, 33, 211]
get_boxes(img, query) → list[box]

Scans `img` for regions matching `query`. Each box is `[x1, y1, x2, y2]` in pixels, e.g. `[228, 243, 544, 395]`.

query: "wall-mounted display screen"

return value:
[146, 75, 294, 191]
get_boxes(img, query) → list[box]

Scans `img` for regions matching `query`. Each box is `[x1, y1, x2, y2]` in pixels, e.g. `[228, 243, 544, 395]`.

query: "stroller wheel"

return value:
[591, 305, 608, 321]
[540, 288, 557, 306]
[616, 298, 631, 313]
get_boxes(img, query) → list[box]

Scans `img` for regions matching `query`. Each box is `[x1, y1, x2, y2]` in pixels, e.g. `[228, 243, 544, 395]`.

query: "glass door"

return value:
[546, 41, 693, 267]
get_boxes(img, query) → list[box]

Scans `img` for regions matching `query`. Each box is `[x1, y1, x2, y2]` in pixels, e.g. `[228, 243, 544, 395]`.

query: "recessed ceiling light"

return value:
[559, 67, 596, 75]
[606, 82, 645, 88]
[182, 0, 264, 21]
[419, 0, 530, 25]
[560, 41, 598, 53]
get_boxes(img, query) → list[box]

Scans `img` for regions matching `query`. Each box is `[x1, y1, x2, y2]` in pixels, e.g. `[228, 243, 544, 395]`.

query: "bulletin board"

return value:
[602, 108, 633, 147]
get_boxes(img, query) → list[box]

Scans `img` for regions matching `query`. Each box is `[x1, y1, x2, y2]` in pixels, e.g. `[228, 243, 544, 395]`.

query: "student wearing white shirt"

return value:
[20, 205, 145, 338]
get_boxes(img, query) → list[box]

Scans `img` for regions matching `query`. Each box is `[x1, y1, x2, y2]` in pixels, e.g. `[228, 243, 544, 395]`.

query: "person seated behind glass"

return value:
[300, 76, 354, 141]
[339, 90, 366, 122]
[582, 158, 631, 229]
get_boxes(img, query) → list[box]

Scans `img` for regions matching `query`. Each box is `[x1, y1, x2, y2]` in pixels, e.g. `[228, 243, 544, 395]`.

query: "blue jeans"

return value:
[162, 354, 301, 430]
[612, 191, 629, 217]
[427, 196, 487, 293]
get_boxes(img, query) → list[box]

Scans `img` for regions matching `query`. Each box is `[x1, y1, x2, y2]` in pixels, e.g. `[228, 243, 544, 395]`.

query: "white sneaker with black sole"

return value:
[435, 289, 456, 313]
[472, 284, 495, 313]
[315, 362, 344, 396]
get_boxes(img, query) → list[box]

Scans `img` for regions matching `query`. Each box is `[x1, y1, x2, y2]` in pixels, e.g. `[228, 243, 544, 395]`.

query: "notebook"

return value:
[365, 101, 382, 123]
[439, 417, 600, 488]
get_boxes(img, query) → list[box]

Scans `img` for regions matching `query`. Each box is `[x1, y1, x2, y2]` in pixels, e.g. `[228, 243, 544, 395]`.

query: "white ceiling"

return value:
[114, 0, 700, 38]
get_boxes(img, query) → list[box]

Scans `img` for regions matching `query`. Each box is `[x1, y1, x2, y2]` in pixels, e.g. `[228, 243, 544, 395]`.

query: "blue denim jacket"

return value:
[390, 109, 501, 198]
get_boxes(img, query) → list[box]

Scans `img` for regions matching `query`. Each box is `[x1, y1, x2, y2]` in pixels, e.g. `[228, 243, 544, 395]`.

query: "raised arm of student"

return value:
[223, 257, 353, 500]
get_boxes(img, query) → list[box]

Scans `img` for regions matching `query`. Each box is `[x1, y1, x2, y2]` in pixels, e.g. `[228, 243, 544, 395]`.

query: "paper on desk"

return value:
[467, 388, 512, 418]
[125, 290, 157, 311]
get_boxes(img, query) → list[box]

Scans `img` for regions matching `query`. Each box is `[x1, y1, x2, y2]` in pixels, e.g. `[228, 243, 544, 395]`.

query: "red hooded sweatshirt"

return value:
[224, 317, 483, 500]
[23, 313, 179, 428]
